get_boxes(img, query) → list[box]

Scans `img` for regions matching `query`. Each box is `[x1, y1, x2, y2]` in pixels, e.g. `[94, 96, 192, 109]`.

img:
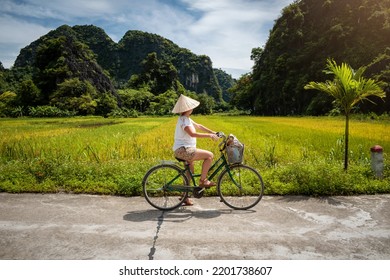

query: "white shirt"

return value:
[173, 116, 196, 151]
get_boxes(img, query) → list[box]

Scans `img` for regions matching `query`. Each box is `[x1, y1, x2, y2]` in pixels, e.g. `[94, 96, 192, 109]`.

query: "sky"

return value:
[0, 0, 294, 78]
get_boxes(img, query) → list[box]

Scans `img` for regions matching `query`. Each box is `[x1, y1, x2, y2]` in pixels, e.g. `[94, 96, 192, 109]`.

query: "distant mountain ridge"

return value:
[14, 24, 228, 102]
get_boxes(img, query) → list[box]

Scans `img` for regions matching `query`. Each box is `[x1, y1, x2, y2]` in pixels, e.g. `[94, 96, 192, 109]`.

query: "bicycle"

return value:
[142, 132, 264, 211]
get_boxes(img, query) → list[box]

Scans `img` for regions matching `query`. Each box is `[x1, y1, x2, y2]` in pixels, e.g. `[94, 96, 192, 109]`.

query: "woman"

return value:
[172, 94, 219, 205]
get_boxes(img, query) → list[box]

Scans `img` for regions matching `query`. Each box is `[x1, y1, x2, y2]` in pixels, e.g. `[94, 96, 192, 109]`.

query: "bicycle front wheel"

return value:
[218, 164, 264, 210]
[142, 164, 189, 210]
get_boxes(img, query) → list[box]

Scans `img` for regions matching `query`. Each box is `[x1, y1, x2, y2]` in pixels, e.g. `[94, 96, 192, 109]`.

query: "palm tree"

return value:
[304, 58, 386, 170]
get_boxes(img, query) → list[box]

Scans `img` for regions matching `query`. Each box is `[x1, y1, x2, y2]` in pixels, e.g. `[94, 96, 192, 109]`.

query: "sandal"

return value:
[199, 179, 216, 188]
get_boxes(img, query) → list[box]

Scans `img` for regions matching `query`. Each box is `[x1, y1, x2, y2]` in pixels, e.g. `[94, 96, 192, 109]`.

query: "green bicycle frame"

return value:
[165, 151, 240, 192]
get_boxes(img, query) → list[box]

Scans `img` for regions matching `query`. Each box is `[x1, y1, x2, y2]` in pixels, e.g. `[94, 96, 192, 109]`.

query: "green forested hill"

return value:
[116, 30, 222, 101]
[14, 25, 223, 102]
[0, 24, 232, 117]
[214, 68, 236, 102]
[245, 0, 390, 115]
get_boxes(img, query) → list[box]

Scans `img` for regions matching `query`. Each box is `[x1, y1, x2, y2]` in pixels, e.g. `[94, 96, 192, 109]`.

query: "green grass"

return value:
[0, 115, 389, 196]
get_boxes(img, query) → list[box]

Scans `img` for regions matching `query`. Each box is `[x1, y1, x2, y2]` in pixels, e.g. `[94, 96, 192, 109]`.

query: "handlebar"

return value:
[216, 132, 227, 151]
[216, 131, 225, 138]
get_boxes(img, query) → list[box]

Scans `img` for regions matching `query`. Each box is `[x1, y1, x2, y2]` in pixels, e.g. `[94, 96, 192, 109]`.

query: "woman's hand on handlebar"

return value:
[210, 133, 219, 141]
[209, 132, 223, 142]
[216, 132, 226, 150]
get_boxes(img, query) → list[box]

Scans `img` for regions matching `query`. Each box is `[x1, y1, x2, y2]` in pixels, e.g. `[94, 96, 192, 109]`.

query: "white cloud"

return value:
[0, 15, 50, 44]
[0, 0, 295, 77]
[174, 0, 292, 74]
[11, 0, 114, 19]
[0, 14, 51, 67]
[1, 0, 63, 20]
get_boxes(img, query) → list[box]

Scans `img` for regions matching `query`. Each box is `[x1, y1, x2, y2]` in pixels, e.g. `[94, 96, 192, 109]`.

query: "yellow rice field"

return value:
[0, 115, 389, 195]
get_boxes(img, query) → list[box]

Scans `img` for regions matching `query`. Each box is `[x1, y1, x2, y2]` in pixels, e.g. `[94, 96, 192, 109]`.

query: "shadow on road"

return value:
[123, 207, 255, 223]
[123, 207, 256, 260]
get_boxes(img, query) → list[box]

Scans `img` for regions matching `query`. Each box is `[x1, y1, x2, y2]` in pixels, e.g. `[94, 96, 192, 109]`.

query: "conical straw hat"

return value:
[172, 94, 200, 113]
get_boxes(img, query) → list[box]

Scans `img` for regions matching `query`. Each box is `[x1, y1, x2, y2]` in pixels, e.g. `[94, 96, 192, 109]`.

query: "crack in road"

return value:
[148, 210, 165, 260]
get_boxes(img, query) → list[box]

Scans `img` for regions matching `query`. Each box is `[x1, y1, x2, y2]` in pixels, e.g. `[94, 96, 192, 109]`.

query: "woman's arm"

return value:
[184, 125, 218, 140]
[192, 121, 216, 134]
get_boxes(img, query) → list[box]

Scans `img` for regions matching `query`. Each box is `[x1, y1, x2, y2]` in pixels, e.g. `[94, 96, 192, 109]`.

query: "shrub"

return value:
[264, 161, 390, 196]
[28, 106, 75, 117]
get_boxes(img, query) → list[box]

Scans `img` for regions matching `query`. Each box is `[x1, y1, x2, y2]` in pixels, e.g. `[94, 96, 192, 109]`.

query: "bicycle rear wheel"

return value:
[218, 164, 264, 210]
[142, 164, 189, 210]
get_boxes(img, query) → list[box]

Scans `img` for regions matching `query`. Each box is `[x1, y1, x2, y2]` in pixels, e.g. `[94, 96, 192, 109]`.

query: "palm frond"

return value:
[305, 58, 386, 114]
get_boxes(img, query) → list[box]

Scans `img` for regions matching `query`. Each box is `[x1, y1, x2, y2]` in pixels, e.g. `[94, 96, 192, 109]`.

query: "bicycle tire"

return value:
[217, 164, 264, 210]
[142, 164, 189, 210]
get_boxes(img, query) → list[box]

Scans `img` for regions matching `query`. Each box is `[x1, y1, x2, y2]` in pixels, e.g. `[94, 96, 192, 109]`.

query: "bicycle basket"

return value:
[225, 134, 244, 164]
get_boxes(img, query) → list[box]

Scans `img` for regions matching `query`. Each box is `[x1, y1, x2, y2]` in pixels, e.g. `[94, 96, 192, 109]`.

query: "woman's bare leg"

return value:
[191, 148, 214, 181]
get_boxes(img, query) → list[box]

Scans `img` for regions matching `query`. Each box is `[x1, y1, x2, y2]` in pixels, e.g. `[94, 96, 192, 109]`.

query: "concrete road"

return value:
[0, 193, 389, 260]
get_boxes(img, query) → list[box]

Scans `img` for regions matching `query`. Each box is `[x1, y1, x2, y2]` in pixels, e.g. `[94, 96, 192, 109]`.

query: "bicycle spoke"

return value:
[218, 165, 264, 210]
[143, 164, 189, 210]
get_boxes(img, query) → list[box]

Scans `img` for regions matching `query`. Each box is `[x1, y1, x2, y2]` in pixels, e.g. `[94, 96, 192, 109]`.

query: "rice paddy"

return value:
[0, 115, 389, 195]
